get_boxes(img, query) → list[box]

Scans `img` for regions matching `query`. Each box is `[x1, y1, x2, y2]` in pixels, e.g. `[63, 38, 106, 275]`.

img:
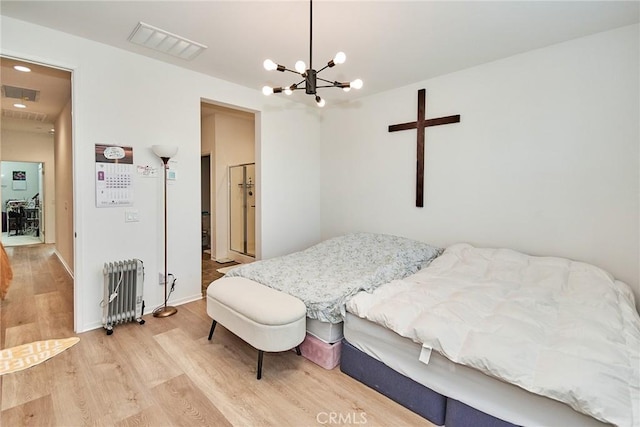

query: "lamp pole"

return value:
[153, 155, 177, 318]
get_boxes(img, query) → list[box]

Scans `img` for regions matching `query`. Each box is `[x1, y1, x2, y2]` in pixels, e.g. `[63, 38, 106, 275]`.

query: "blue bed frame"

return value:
[340, 339, 518, 427]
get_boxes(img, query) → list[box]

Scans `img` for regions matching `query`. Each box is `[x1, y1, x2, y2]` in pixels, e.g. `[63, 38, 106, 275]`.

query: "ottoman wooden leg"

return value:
[257, 350, 264, 380]
[295, 345, 301, 356]
[208, 320, 217, 340]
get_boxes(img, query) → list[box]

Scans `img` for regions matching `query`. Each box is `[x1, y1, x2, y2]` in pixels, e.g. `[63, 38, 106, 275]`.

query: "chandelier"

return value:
[262, 0, 363, 107]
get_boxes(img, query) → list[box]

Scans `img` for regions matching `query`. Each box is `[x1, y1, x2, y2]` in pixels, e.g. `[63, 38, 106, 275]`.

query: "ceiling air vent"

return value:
[1, 85, 40, 102]
[2, 109, 48, 122]
[128, 21, 207, 60]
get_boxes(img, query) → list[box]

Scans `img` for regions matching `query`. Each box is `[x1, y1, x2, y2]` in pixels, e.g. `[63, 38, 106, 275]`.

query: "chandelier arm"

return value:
[316, 76, 339, 85]
[283, 68, 303, 76]
[316, 64, 331, 74]
[315, 84, 341, 89]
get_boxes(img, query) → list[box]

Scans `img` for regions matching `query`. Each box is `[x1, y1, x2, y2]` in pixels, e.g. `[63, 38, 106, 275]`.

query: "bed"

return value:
[342, 243, 640, 427]
[224, 232, 442, 345]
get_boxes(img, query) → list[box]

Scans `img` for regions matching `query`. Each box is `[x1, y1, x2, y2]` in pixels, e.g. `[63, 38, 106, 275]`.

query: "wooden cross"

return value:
[388, 89, 460, 207]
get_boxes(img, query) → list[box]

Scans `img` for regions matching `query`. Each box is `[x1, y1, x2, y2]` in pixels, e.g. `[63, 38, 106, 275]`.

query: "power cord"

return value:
[100, 270, 123, 307]
[109, 271, 123, 303]
[152, 273, 176, 315]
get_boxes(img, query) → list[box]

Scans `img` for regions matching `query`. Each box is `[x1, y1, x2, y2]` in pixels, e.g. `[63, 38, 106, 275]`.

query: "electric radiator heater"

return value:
[102, 259, 145, 335]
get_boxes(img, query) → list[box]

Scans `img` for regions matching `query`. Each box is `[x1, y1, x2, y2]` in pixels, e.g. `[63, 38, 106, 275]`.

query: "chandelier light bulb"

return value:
[315, 96, 326, 107]
[263, 59, 277, 71]
[295, 60, 307, 73]
[343, 86, 351, 92]
[350, 79, 363, 90]
[284, 86, 293, 95]
[333, 52, 346, 64]
[262, 86, 274, 96]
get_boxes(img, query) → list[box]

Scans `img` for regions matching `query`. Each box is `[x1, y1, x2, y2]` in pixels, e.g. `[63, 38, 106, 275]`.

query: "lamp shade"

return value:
[152, 145, 178, 159]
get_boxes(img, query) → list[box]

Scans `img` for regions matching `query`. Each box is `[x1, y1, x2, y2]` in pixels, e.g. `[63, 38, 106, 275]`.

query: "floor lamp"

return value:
[152, 144, 178, 318]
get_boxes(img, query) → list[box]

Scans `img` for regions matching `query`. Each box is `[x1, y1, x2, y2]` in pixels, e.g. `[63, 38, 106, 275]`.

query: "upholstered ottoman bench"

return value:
[206, 277, 306, 379]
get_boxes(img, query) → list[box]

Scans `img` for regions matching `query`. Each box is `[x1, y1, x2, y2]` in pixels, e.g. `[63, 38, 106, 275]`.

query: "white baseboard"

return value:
[54, 249, 74, 279]
[80, 292, 204, 333]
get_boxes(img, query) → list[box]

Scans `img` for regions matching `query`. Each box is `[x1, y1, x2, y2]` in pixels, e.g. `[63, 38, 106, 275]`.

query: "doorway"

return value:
[0, 56, 74, 322]
[1, 161, 43, 246]
[200, 101, 260, 263]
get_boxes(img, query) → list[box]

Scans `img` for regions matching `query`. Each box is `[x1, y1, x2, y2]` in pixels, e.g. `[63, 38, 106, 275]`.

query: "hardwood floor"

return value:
[1, 244, 433, 426]
[201, 251, 238, 296]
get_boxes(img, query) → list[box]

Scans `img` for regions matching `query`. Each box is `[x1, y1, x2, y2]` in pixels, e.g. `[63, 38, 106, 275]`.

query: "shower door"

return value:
[229, 163, 255, 257]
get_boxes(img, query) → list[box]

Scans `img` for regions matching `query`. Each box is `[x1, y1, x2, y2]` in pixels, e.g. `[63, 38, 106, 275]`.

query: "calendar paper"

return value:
[95, 144, 134, 207]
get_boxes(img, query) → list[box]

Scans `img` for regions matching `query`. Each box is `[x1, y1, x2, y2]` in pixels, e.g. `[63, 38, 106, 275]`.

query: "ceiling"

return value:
[0, 57, 71, 135]
[0, 1, 638, 118]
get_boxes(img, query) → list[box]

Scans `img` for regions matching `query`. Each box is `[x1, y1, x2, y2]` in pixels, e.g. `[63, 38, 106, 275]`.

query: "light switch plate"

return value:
[125, 210, 139, 222]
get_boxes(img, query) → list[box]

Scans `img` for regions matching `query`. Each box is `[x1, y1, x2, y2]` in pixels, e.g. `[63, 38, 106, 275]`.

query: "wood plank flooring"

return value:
[201, 251, 238, 296]
[1, 244, 433, 426]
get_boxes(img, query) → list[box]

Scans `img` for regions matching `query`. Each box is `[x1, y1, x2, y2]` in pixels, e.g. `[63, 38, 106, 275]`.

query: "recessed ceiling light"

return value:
[13, 103, 27, 108]
[13, 65, 31, 72]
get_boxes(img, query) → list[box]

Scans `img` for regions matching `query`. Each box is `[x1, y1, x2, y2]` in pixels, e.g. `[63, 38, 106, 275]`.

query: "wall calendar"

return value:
[95, 144, 134, 207]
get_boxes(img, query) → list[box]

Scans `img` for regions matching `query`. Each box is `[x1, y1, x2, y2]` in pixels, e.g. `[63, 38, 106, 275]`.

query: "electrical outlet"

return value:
[159, 272, 166, 286]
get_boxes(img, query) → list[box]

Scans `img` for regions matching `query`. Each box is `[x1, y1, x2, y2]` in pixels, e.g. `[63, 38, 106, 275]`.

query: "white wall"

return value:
[321, 25, 640, 307]
[54, 99, 74, 272]
[258, 106, 323, 258]
[1, 16, 323, 332]
[1, 132, 56, 243]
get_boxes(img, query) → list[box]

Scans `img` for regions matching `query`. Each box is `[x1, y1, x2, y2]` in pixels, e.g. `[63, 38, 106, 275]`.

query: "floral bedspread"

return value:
[225, 233, 442, 323]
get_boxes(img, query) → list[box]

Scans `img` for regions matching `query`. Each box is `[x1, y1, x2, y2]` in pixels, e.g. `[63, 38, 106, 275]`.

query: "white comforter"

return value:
[347, 243, 640, 427]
